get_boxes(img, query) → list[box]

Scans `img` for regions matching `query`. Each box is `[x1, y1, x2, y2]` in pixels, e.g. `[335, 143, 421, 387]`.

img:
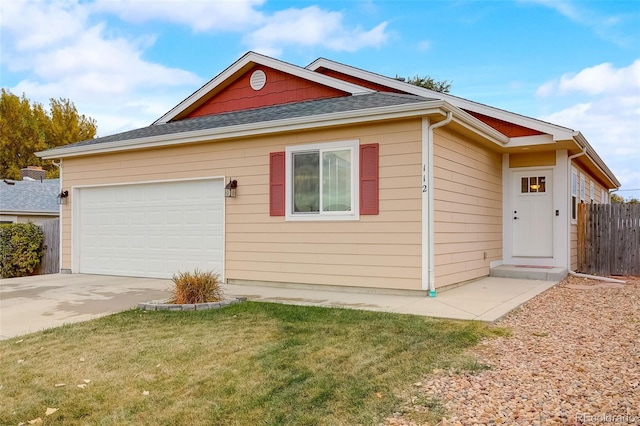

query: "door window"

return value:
[520, 176, 546, 193]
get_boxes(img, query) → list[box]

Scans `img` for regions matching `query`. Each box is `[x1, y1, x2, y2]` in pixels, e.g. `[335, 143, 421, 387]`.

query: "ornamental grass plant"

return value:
[170, 269, 224, 304]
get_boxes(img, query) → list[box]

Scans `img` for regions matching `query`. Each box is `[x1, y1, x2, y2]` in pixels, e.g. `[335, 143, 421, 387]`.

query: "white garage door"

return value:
[76, 178, 224, 279]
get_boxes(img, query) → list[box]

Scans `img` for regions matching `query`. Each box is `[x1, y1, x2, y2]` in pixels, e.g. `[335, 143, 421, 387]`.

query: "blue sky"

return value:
[1, 0, 639, 199]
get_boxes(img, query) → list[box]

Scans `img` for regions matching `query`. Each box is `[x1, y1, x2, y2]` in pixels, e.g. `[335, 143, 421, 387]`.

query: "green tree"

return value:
[0, 223, 44, 278]
[0, 89, 97, 179]
[394, 74, 452, 93]
[610, 193, 639, 204]
[610, 193, 625, 204]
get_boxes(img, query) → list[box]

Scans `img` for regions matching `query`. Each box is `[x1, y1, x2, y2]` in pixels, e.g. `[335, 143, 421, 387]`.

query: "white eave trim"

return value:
[507, 134, 555, 147]
[572, 131, 620, 188]
[38, 100, 507, 159]
[0, 210, 59, 216]
[307, 57, 577, 140]
[155, 52, 374, 125]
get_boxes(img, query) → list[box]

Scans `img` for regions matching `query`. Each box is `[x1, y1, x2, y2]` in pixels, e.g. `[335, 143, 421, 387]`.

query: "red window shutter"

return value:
[270, 152, 285, 216]
[360, 143, 379, 215]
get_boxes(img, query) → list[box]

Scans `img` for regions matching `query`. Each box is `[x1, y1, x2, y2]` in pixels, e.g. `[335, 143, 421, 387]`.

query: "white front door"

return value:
[512, 170, 553, 257]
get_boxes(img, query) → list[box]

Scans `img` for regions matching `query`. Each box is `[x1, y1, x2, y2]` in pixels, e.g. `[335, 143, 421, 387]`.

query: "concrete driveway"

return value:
[0, 274, 171, 340]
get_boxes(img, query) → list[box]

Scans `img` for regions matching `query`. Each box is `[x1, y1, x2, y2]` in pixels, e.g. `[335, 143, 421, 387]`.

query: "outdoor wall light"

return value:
[57, 190, 69, 205]
[225, 179, 238, 198]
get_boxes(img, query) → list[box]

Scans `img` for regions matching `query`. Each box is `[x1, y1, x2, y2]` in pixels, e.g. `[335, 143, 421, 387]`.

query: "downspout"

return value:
[427, 111, 453, 297]
[566, 148, 625, 284]
[52, 160, 63, 273]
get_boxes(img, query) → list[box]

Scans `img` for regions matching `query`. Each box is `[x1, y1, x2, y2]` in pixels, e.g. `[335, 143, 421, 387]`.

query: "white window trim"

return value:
[580, 174, 586, 202]
[571, 168, 578, 222]
[285, 139, 360, 221]
[601, 188, 608, 204]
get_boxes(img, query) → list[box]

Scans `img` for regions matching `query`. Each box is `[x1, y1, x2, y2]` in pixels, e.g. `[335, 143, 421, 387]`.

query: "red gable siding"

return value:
[315, 67, 406, 94]
[465, 110, 544, 137]
[186, 65, 348, 118]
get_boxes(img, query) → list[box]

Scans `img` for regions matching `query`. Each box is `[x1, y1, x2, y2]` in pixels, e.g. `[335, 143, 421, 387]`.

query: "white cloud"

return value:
[417, 40, 431, 52]
[244, 6, 388, 56]
[27, 23, 199, 93]
[0, 1, 88, 52]
[536, 60, 640, 193]
[0, 1, 202, 137]
[521, 0, 632, 46]
[1, 1, 390, 137]
[537, 60, 640, 97]
[92, 0, 266, 32]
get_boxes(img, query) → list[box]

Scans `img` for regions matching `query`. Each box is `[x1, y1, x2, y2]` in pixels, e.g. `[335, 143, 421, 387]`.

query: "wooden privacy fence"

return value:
[577, 203, 640, 276]
[38, 218, 60, 275]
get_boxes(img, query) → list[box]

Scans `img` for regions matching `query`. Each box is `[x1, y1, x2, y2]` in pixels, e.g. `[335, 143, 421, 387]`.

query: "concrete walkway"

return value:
[225, 276, 558, 322]
[0, 274, 559, 340]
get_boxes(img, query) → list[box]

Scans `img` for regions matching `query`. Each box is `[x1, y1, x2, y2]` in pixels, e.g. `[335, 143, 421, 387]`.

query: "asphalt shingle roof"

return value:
[63, 92, 434, 149]
[0, 179, 60, 214]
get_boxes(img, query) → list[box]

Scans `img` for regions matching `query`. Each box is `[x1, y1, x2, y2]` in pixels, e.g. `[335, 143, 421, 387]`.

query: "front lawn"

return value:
[0, 302, 500, 425]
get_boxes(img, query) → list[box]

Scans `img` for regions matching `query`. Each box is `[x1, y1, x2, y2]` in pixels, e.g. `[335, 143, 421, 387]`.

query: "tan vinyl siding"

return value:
[61, 119, 424, 290]
[433, 127, 502, 288]
[509, 151, 556, 168]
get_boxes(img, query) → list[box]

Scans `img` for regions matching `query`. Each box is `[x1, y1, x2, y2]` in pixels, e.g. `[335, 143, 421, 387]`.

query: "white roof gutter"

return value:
[0, 210, 59, 216]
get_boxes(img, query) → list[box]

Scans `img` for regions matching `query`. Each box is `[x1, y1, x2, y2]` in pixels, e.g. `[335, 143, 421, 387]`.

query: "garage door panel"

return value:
[77, 179, 224, 279]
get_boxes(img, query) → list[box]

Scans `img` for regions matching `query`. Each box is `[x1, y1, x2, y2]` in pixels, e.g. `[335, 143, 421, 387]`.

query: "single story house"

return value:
[37, 52, 619, 294]
[0, 167, 60, 225]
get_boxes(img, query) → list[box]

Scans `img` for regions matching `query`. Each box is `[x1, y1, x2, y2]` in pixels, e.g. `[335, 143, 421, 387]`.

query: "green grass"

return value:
[0, 302, 502, 425]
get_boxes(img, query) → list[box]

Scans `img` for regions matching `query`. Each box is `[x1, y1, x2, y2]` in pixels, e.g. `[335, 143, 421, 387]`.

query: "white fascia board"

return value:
[155, 52, 374, 125]
[308, 58, 576, 140]
[446, 102, 509, 145]
[573, 131, 620, 188]
[507, 134, 555, 147]
[38, 100, 510, 159]
[0, 210, 59, 216]
[442, 97, 576, 140]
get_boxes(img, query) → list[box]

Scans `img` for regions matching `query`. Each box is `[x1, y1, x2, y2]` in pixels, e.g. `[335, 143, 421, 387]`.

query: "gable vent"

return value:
[250, 70, 267, 91]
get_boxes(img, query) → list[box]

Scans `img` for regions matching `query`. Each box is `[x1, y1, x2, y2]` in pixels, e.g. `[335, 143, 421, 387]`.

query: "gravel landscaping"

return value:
[388, 275, 640, 425]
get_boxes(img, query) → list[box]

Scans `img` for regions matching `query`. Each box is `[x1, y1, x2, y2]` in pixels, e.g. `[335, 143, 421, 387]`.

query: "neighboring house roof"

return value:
[36, 51, 619, 189]
[0, 179, 60, 216]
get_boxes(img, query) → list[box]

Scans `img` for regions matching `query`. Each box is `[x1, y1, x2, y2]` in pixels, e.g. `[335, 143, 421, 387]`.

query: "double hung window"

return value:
[571, 169, 578, 221]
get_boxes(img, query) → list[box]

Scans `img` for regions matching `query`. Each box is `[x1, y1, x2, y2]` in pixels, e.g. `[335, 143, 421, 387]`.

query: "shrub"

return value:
[170, 269, 224, 304]
[0, 222, 44, 278]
